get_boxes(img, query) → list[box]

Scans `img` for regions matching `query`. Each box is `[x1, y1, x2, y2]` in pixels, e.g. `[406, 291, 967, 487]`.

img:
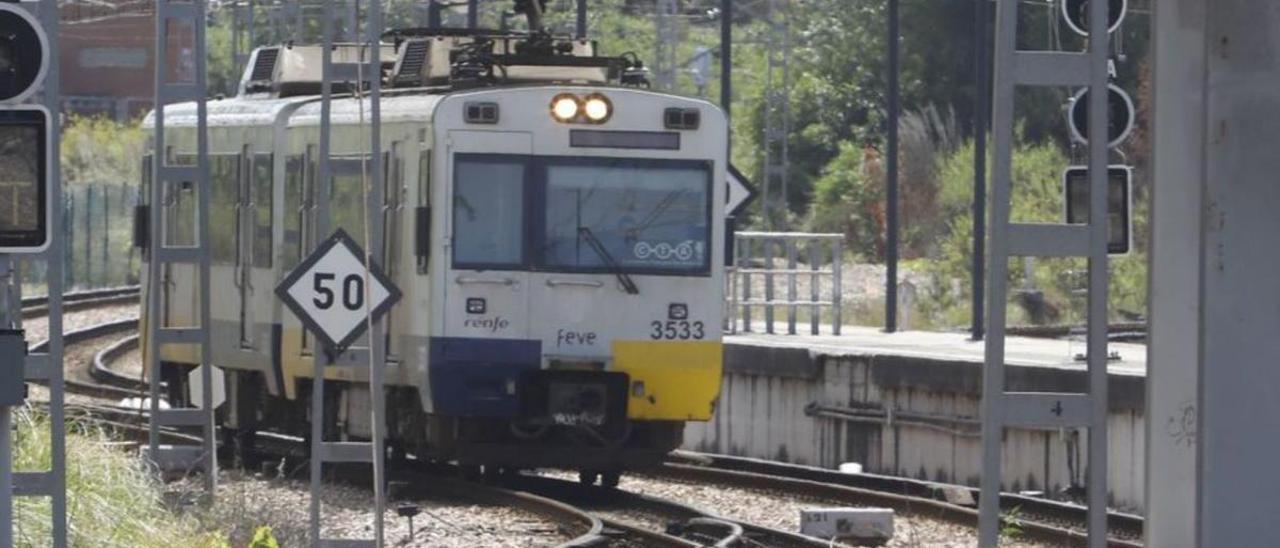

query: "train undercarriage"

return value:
[162, 364, 685, 487]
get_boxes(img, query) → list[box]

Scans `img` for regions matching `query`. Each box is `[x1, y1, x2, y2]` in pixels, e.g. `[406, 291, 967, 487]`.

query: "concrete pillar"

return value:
[1149, 0, 1280, 545]
[1145, 0, 1204, 545]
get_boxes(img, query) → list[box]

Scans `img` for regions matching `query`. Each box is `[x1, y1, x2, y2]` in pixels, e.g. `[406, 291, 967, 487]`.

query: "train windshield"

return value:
[542, 159, 710, 274]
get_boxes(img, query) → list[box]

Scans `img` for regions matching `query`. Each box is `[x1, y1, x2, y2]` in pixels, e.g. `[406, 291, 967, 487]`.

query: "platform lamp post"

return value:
[971, 0, 991, 341]
[720, 0, 731, 120]
[884, 0, 900, 333]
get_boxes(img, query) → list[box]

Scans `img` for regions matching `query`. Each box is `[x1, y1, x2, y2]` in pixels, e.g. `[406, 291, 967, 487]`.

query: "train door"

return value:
[161, 151, 199, 333]
[383, 142, 404, 360]
[299, 146, 317, 356]
[442, 131, 532, 341]
[238, 152, 273, 349]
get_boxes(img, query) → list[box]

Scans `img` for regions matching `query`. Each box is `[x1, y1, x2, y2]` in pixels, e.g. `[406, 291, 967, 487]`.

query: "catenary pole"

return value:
[720, 0, 731, 119]
[885, 0, 900, 333]
[971, 0, 990, 340]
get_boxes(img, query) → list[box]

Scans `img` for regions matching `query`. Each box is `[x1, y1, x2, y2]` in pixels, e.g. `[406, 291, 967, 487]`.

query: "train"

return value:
[138, 24, 728, 486]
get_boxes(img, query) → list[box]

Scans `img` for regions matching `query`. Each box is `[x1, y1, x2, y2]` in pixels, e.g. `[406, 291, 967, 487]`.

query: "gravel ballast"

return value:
[559, 471, 1056, 548]
[175, 470, 570, 547]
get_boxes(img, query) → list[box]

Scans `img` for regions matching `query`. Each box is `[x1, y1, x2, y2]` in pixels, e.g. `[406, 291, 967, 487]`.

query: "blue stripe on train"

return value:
[428, 337, 541, 417]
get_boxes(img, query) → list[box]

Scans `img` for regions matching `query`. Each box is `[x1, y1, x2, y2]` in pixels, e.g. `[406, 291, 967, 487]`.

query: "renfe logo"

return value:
[463, 316, 509, 333]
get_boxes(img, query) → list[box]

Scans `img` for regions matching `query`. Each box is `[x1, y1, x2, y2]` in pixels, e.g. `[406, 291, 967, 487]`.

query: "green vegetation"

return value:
[123, 1, 1156, 327]
[13, 409, 298, 547]
[1000, 505, 1025, 542]
[12, 410, 213, 547]
[61, 116, 146, 188]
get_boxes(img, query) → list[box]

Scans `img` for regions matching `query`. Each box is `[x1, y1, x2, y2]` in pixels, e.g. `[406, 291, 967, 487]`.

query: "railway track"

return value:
[20, 286, 145, 400]
[510, 473, 829, 547]
[36, 288, 1151, 547]
[668, 450, 1144, 547]
[19, 285, 140, 319]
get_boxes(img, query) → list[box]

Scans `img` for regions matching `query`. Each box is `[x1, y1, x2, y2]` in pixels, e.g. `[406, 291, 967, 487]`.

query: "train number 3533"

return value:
[650, 320, 705, 340]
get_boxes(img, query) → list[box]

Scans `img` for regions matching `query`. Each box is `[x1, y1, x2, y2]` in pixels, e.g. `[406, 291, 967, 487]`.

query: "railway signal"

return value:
[1063, 166, 1133, 255]
[1061, 0, 1127, 37]
[1068, 84, 1135, 149]
[276, 229, 402, 352]
[0, 3, 61, 545]
[0, 4, 51, 254]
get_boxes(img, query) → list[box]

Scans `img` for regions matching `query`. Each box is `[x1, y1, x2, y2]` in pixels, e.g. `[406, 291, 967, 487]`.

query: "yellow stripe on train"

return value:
[612, 340, 723, 421]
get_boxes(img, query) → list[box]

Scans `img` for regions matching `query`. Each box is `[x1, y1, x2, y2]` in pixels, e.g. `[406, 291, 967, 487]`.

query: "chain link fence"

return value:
[20, 183, 140, 291]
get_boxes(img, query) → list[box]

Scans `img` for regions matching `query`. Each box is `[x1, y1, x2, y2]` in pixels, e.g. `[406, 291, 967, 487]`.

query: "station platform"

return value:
[689, 324, 1151, 511]
[720, 323, 1146, 411]
[724, 324, 1146, 377]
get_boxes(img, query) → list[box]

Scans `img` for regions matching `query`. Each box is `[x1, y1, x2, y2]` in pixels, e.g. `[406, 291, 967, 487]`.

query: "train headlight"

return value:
[583, 94, 612, 123]
[551, 94, 579, 122]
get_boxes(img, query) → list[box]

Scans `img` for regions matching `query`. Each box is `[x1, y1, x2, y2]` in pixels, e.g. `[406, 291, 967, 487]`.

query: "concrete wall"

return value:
[685, 344, 1147, 511]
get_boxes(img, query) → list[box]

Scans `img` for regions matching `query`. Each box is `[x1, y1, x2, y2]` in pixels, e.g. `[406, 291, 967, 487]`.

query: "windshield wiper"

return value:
[578, 227, 640, 295]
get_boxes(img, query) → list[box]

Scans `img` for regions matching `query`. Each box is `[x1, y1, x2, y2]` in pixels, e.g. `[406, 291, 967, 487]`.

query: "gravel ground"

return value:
[169, 471, 567, 547]
[542, 470, 1055, 548]
[113, 344, 142, 379]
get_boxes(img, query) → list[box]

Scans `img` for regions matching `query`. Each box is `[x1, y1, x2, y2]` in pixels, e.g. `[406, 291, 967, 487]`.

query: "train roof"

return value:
[140, 95, 312, 129]
[287, 91, 446, 128]
[140, 89, 450, 130]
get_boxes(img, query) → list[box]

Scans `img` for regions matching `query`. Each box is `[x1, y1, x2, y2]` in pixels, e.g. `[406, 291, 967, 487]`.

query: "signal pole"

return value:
[885, 0, 900, 333]
[971, 0, 990, 340]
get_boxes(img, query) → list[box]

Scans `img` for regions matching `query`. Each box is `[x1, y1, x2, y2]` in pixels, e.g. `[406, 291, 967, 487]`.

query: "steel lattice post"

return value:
[149, 0, 217, 499]
[310, 0, 388, 544]
[979, 0, 1111, 545]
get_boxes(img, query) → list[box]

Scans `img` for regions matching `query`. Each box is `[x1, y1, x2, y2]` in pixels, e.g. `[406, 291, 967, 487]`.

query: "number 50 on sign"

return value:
[276, 229, 402, 352]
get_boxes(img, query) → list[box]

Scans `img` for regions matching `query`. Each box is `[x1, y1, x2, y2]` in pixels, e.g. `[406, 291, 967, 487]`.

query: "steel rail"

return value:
[19, 285, 140, 318]
[90, 333, 142, 390]
[669, 451, 1144, 547]
[30, 317, 144, 401]
[509, 473, 826, 548]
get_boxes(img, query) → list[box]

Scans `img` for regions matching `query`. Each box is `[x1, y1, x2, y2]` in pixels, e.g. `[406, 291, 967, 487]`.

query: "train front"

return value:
[426, 86, 727, 479]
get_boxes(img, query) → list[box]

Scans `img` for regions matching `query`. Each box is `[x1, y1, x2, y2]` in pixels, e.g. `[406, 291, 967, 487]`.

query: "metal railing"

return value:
[729, 232, 843, 335]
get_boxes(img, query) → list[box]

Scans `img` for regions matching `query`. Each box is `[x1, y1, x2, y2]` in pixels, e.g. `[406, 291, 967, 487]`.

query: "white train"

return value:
[141, 28, 729, 484]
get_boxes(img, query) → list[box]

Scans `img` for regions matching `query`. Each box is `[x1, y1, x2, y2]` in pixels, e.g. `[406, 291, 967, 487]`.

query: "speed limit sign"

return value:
[276, 229, 401, 351]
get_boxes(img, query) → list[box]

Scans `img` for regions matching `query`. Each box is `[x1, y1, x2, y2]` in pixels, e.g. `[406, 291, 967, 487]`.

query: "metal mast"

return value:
[232, 1, 257, 80]
[2, 2, 69, 544]
[761, 0, 791, 228]
[653, 0, 679, 91]
[979, 0, 1112, 545]
[309, 0, 388, 544]
[147, 0, 217, 496]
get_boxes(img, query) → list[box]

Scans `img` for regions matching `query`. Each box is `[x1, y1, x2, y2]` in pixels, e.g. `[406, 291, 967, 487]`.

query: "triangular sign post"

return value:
[727, 163, 757, 217]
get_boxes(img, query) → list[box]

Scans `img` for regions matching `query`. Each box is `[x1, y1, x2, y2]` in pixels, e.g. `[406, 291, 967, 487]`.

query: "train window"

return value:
[165, 155, 197, 247]
[135, 154, 152, 253]
[283, 156, 304, 270]
[383, 143, 403, 275]
[416, 150, 430, 274]
[330, 162, 366, 245]
[452, 155, 525, 269]
[541, 159, 711, 275]
[210, 155, 240, 264]
[251, 155, 273, 267]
